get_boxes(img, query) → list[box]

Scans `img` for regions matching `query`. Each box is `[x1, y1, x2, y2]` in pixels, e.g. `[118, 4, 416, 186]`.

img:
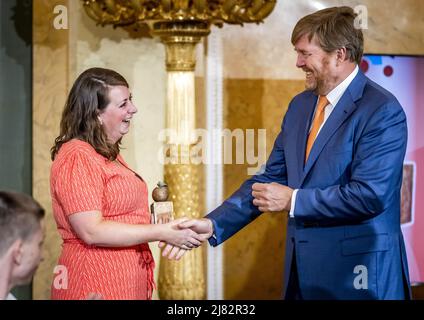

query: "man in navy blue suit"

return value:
[164, 6, 411, 300]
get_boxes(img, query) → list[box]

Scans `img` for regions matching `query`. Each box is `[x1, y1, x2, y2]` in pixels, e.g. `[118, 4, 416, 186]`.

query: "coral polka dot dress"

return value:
[50, 139, 155, 300]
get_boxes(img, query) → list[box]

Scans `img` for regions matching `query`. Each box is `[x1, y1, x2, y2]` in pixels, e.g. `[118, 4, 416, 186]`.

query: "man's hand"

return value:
[161, 217, 204, 250]
[252, 182, 293, 212]
[178, 218, 214, 241]
[159, 218, 214, 260]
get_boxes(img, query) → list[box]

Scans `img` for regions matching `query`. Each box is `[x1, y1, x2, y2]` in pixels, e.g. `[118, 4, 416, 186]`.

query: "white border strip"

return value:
[205, 28, 224, 300]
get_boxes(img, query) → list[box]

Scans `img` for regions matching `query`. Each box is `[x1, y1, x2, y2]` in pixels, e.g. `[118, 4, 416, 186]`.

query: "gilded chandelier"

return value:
[82, 0, 277, 27]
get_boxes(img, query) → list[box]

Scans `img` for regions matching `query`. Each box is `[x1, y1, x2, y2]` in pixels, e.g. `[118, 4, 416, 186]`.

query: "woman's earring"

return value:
[98, 116, 103, 125]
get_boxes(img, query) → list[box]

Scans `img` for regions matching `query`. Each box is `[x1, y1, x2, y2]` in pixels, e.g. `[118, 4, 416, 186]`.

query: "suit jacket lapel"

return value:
[300, 71, 367, 185]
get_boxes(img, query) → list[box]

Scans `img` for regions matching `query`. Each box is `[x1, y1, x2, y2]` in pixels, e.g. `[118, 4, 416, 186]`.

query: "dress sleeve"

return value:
[53, 150, 105, 216]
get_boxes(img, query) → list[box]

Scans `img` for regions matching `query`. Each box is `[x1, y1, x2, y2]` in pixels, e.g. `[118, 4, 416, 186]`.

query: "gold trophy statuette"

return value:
[151, 182, 173, 224]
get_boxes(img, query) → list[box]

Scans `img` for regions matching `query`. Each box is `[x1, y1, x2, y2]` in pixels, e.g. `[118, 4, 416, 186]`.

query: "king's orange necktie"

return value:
[305, 95, 329, 163]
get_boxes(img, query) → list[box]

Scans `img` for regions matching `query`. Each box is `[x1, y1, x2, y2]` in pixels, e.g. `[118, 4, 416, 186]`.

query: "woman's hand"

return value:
[158, 241, 187, 260]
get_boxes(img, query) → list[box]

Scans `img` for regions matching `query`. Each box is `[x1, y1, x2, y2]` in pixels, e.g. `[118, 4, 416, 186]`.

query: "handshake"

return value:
[157, 218, 214, 261]
[154, 181, 294, 261]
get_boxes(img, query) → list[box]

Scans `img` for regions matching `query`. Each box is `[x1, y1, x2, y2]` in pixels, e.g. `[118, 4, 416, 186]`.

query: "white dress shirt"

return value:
[289, 66, 359, 218]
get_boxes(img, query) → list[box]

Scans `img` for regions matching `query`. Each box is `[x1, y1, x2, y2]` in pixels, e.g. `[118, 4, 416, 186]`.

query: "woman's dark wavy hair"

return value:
[51, 68, 129, 161]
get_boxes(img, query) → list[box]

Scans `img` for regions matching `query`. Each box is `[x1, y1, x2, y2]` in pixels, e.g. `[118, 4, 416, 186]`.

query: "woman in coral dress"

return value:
[50, 68, 203, 300]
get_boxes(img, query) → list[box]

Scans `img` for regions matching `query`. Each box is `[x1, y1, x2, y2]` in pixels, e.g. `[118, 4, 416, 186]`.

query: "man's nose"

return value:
[296, 55, 305, 68]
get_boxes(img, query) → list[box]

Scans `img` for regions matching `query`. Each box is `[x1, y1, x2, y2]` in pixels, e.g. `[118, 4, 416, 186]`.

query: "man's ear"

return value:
[336, 47, 348, 63]
[11, 239, 23, 266]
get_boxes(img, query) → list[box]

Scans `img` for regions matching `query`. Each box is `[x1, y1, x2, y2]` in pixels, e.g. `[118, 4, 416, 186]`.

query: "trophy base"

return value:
[151, 201, 173, 224]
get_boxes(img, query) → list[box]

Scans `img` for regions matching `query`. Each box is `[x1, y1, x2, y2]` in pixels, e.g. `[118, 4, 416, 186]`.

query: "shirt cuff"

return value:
[289, 189, 298, 218]
[208, 218, 217, 238]
[207, 218, 218, 247]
